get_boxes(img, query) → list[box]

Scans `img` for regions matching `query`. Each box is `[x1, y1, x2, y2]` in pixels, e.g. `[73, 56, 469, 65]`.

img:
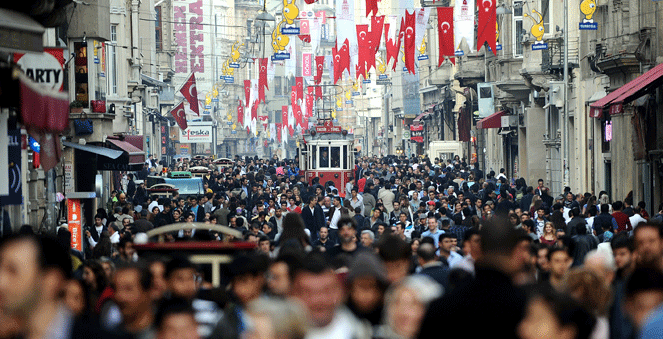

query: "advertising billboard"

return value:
[179, 123, 213, 143]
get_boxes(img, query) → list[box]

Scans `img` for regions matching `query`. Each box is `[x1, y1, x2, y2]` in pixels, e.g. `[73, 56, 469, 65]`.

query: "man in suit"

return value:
[302, 196, 320, 240]
[417, 242, 449, 290]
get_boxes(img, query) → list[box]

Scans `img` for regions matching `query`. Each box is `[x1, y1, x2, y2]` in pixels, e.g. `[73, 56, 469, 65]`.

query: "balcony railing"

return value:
[541, 36, 579, 76]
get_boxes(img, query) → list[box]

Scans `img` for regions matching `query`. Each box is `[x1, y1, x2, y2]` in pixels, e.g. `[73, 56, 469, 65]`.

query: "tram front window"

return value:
[330, 147, 340, 168]
[319, 147, 330, 168]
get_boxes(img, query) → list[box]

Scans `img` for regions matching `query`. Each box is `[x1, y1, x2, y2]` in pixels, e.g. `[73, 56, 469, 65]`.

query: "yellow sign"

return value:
[524, 10, 545, 42]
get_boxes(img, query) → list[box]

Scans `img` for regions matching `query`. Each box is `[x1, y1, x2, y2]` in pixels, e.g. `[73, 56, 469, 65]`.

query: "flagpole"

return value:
[562, 0, 569, 188]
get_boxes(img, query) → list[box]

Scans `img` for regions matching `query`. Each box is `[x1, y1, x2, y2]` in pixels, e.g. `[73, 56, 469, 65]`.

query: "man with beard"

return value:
[313, 226, 335, 252]
[327, 217, 362, 259]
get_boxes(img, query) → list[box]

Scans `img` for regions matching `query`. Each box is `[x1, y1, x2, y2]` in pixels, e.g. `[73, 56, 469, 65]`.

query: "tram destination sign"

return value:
[315, 125, 342, 133]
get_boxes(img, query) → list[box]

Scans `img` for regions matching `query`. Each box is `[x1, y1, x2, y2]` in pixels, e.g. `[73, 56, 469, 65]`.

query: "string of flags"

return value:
[169, 0, 595, 138]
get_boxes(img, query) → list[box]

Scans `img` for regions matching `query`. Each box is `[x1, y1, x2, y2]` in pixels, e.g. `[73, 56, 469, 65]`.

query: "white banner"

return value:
[415, 8, 431, 52]
[179, 124, 213, 143]
[454, 0, 475, 53]
[335, 0, 357, 79]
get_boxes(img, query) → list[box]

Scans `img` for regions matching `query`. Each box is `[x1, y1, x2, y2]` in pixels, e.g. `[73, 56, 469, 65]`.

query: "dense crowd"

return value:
[1, 154, 663, 339]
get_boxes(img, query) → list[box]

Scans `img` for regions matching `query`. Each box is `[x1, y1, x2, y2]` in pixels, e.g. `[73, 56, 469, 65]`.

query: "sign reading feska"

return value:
[179, 123, 213, 143]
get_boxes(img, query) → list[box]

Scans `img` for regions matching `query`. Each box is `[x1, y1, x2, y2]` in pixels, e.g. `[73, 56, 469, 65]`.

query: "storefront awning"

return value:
[17, 70, 69, 133]
[0, 8, 44, 54]
[590, 62, 663, 118]
[477, 111, 506, 129]
[63, 141, 144, 172]
[107, 138, 145, 166]
[414, 105, 436, 122]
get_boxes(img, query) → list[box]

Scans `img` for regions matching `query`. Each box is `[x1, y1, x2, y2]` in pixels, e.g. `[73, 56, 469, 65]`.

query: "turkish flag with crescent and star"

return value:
[291, 86, 298, 106]
[437, 7, 455, 66]
[244, 80, 251, 107]
[315, 56, 325, 84]
[170, 101, 188, 130]
[179, 73, 199, 115]
[333, 43, 342, 84]
[306, 87, 314, 117]
[295, 77, 304, 103]
[237, 102, 244, 127]
[282, 106, 288, 127]
[259, 58, 269, 91]
[477, 0, 497, 55]
[315, 85, 323, 100]
[356, 24, 370, 79]
[403, 10, 416, 74]
[370, 16, 384, 55]
[384, 23, 398, 70]
[276, 123, 282, 142]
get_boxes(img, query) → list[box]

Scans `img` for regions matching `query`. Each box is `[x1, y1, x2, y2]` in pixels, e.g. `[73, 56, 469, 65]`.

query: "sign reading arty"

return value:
[179, 124, 213, 143]
[173, 0, 204, 74]
[13, 48, 66, 91]
[410, 125, 424, 143]
[67, 199, 83, 252]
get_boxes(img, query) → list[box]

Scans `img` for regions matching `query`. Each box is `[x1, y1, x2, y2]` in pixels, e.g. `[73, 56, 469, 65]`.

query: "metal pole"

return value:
[563, 0, 569, 188]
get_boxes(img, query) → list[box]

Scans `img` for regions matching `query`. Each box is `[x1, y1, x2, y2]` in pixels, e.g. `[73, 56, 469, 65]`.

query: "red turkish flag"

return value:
[295, 77, 304, 103]
[306, 87, 314, 117]
[170, 101, 188, 130]
[315, 86, 322, 100]
[477, 0, 497, 55]
[291, 86, 298, 105]
[298, 35, 311, 43]
[403, 10, 416, 74]
[385, 23, 399, 70]
[179, 73, 199, 115]
[366, 0, 378, 17]
[437, 7, 455, 67]
[294, 104, 303, 129]
[276, 123, 282, 142]
[336, 39, 350, 79]
[315, 56, 325, 84]
[304, 0, 317, 4]
[282, 106, 288, 126]
[356, 24, 370, 79]
[259, 58, 269, 91]
[237, 102, 244, 127]
[370, 16, 385, 54]
[332, 44, 342, 84]
[244, 80, 251, 106]
[251, 100, 259, 121]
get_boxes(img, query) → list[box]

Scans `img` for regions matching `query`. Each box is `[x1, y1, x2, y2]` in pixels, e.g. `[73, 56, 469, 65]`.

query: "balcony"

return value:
[540, 36, 579, 77]
[493, 58, 529, 103]
[454, 54, 485, 88]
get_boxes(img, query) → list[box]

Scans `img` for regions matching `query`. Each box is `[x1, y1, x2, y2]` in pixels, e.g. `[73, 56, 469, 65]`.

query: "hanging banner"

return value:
[244, 80, 251, 106]
[315, 55, 325, 83]
[67, 199, 83, 252]
[414, 8, 430, 56]
[335, 0, 357, 79]
[454, 0, 475, 55]
[356, 24, 370, 79]
[179, 73, 200, 115]
[403, 10, 416, 74]
[477, 0, 496, 54]
[170, 101, 188, 130]
[310, 16, 322, 54]
[410, 124, 424, 143]
[437, 7, 455, 66]
[579, 0, 598, 30]
[302, 53, 312, 77]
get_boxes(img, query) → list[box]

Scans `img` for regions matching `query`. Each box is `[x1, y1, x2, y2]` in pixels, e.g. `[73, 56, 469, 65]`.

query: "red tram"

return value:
[298, 120, 354, 197]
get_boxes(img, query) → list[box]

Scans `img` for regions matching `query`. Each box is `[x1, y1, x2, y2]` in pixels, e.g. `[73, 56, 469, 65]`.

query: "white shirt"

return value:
[630, 214, 647, 230]
[305, 307, 366, 339]
[329, 208, 341, 230]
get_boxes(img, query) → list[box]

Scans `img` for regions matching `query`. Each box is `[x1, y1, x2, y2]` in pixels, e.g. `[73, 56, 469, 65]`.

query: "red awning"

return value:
[477, 111, 506, 129]
[414, 104, 436, 122]
[590, 62, 663, 118]
[107, 138, 146, 166]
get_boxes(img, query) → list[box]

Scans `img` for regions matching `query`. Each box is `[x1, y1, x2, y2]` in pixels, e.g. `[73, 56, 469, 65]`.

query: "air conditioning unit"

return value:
[501, 115, 518, 128]
[549, 81, 565, 108]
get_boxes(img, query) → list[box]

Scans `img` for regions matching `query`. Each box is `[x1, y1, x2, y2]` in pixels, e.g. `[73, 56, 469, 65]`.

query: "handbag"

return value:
[74, 113, 93, 136]
[91, 100, 106, 113]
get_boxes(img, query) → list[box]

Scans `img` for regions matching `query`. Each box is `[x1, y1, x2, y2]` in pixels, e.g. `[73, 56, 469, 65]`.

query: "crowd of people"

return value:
[1, 153, 663, 339]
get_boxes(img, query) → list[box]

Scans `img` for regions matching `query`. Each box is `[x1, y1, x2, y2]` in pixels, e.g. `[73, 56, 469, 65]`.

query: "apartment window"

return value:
[541, 0, 550, 35]
[513, 5, 523, 57]
[107, 24, 118, 95]
[155, 6, 163, 50]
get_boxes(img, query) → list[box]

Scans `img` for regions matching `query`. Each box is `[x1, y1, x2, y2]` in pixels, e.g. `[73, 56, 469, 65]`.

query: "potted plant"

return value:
[70, 101, 84, 113]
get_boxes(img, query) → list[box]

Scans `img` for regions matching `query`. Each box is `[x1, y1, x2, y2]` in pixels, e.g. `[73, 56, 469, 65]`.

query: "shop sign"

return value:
[67, 199, 83, 252]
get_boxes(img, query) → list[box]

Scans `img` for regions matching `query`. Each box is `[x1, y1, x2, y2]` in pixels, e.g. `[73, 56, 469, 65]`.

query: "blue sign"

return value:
[229, 62, 240, 68]
[345, 100, 353, 104]
[532, 42, 549, 50]
[455, 50, 464, 56]
[337, 108, 343, 111]
[94, 57, 99, 64]
[203, 110, 211, 115]
[205, 105, 212, 109]
[417, 55, 429, 60]
[227, 121, 233, 125]
[272, 53, 290, 61]
[579, 22, 598, 30]
[224, 76, 234, 83]
[379, 74, 388, 80]
[496, 44, 502, 51]
[362, 79, 371, 84]
[29, 136, 40, 153]
[352, 91, 360, 96]
[281, 27, 300, 35]
[403, 67, 409, 72]
[212, 98, 219, 102]
[0, 129, 22, 206]
[231, 130, 237, 134]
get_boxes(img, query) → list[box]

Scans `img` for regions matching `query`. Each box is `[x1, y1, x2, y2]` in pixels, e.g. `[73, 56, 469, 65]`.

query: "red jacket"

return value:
[357, 178, 367, 193]
[612, 211, 632, 233]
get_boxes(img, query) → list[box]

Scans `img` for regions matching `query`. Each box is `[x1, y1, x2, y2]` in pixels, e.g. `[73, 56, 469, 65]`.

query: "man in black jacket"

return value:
[419, 217, 527, 339]
[302, 196, 321, 241]
[417, 242, 449, 290]
[519, 186, 534, 212]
